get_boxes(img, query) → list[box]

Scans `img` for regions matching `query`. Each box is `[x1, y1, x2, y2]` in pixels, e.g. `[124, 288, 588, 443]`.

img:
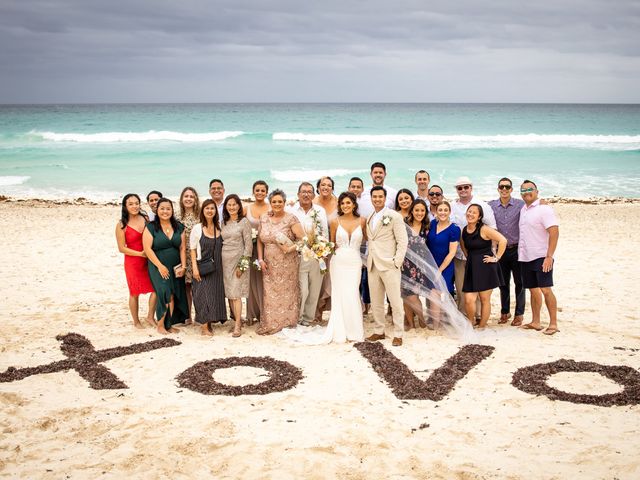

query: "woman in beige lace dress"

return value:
[256, 189, 304, 335]
[221, 194, 253, 337]
[178, 186, 200, 324]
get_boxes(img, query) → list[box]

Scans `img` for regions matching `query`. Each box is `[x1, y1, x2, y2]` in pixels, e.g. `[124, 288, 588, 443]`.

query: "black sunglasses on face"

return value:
[456, 185, 471, 191]
[428, 192, 442, 197]
[498, 185, 512, 190]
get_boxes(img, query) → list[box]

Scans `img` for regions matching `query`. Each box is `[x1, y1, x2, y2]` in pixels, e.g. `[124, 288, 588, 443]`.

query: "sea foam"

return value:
[0, 175, 30, 186]
[272, 133, 640, 151]
[270, 168, 363, 182]
[30, 130, 244, 143]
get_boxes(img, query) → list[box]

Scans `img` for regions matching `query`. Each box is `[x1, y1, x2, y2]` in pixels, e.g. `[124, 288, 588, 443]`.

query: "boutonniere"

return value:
[382, 215, 392, 226]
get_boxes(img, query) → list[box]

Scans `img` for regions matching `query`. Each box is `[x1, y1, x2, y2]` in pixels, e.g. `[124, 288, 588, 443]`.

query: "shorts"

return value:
[520, 257, 554, 289]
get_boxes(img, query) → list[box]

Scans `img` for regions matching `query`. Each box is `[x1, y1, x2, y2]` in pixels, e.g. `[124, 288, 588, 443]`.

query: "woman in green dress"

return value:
[143, 198, 189, 334]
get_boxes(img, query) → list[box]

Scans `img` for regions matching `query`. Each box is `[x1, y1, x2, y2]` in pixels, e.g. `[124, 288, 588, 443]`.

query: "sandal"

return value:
[232, 329, 242, 338]
[543, 327, 560, 336]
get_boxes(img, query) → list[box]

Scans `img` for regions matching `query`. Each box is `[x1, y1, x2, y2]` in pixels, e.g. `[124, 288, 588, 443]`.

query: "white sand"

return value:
[0, 201, 639, 479]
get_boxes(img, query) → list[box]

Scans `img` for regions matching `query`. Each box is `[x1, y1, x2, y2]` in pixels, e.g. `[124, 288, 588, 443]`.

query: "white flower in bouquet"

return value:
[237, 255, 251, 273]
[251, 228, 258, 242]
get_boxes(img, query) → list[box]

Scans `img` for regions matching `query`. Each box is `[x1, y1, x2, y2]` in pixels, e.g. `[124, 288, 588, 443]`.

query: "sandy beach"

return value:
[1, 200, 639, 479]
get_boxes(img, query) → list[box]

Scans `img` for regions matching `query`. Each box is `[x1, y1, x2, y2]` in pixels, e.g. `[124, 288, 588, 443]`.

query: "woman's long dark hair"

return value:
[152, 198, 180, 233]
[466, 203, 485, 230]
[406, 199, 429, 235]
[120, 193, 142, 229]
[199, 199, 219, 233]
[223, 194, 245, 224]
[337, 191, 359, 217]
[395, 188, 415, 212]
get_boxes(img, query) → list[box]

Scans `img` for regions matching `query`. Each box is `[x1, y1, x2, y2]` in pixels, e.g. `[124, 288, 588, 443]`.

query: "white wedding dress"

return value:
[281, 222, 364, 344]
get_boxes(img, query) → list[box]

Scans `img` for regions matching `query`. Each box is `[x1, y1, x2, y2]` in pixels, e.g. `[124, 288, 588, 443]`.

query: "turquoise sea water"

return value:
[0, 103, 639, 201]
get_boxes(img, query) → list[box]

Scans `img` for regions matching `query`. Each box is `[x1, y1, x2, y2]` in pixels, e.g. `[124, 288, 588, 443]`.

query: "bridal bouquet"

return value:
[251, 228, 258, 243]
[297, 234, 335, 274]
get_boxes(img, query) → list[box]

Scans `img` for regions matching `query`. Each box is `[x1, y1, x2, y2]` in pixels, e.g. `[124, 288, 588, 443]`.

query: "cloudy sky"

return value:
[1, 0, 639, 103]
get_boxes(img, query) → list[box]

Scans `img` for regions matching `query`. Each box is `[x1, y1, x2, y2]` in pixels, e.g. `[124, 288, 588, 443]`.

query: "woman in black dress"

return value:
[461, 204, 507, 329]
[190, 199, 227, 336]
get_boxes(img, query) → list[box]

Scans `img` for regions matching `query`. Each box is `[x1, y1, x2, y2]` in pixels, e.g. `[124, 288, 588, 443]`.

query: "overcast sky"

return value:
[1, 0, 639, 103]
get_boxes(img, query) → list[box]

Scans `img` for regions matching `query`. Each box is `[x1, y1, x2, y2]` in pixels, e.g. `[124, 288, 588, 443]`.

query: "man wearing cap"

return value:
[451, 176, 496, 313]
[489, 177, 526, 326]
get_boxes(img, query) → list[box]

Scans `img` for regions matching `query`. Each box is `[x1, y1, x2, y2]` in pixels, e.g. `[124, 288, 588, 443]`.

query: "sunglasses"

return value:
[520, 187, 536, 194]
[498, 185, 512, 190]
[456, 185, 471, 191]
[428, 192, 443, 197]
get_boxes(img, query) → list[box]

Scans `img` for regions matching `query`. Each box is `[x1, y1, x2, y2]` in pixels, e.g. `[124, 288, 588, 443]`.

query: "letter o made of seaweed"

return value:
[512, 359, 640, 407]
[176, 356, 303, 396]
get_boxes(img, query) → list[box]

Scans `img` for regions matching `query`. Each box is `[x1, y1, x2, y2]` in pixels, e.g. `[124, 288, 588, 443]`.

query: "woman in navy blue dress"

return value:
[426, 201, 460, 296]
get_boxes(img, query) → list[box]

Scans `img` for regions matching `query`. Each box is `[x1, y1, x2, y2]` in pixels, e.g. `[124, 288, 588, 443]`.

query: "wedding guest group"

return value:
[116, 163, 561, 342]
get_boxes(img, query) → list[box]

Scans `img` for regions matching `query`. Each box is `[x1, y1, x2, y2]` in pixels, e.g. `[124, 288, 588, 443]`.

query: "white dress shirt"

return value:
[285, 202, 329, 238]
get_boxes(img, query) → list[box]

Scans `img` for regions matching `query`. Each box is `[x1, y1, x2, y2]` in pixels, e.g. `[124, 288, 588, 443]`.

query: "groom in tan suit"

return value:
[365, 186, 408, 346]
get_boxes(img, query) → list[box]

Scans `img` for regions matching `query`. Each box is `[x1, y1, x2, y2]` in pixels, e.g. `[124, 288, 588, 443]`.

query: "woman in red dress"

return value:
[115, 193, 157, 328]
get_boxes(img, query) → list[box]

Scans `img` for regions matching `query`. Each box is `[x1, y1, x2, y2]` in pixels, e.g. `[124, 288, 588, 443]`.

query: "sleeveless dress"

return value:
[246, 205, 264, 321]
[281, 222, 364, 344]
[123, 225, 154, 295]
[146, 223, 189, 328]
[179, 212, 198, 283]
[257, 213, 301, 335]
[462, 225, 504, 292]
[192, 232, 227, 324]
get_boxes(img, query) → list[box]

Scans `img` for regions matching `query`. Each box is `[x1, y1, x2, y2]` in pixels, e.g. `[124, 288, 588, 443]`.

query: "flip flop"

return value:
[521, 323, 543, 331]
[543, 327, 560, 335]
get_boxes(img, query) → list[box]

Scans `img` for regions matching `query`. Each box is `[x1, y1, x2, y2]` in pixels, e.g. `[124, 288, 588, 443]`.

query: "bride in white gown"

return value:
[281, 192, 365, 344]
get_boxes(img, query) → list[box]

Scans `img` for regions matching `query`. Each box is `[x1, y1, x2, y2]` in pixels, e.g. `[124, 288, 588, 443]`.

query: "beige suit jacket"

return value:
[366, 207, 408, 272]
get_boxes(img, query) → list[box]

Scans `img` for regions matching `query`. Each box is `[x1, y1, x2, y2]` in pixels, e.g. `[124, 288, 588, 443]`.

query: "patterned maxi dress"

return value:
[180, 212, 198, 283]
[257, 212, 301, 335]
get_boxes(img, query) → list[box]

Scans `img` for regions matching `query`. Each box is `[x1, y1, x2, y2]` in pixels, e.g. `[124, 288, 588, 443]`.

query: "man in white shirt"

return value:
[414, 170, 430, 202]
[285, 182, 329, 326]
[451, 176, 497, 313]
[358, 162, 397, 218]
[208, 179, 225, 226]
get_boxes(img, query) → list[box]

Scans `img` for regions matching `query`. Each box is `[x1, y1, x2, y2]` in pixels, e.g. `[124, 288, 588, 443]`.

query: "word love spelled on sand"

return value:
[2, 333, 639, 407]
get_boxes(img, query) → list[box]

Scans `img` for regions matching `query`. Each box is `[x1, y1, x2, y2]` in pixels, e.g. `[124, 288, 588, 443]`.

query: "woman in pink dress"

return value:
[115, 193, 156, 328]
[256, 189, 304, 335]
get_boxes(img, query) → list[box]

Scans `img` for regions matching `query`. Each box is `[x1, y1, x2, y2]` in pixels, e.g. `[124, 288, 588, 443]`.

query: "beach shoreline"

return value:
[1, 201, 639, 478]
[2, 194, 640, 207]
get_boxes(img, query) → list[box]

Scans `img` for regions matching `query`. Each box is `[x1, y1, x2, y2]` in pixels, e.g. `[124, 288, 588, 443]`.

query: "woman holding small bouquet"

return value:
[221, 194, 253, 337]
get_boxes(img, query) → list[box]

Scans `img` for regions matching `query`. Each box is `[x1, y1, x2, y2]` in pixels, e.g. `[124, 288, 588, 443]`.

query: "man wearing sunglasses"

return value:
[489, 178, 526, 326]
[451, 176, 496, 313]
[518, 180, 559, 335]
[427, 185, 444, 221]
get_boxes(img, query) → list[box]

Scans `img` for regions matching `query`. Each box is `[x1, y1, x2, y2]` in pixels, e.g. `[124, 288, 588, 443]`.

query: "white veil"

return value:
[399, 225, 476, 343]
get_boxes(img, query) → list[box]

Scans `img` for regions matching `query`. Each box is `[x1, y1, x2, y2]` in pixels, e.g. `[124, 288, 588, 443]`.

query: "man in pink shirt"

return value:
[518, 180, 560, 335]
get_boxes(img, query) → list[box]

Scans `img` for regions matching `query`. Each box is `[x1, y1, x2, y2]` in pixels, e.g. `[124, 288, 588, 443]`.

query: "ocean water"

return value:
[0, 103, 639, 202]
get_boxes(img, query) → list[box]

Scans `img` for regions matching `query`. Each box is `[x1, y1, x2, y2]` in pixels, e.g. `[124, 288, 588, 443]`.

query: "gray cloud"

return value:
[1, 0, 639, 102]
